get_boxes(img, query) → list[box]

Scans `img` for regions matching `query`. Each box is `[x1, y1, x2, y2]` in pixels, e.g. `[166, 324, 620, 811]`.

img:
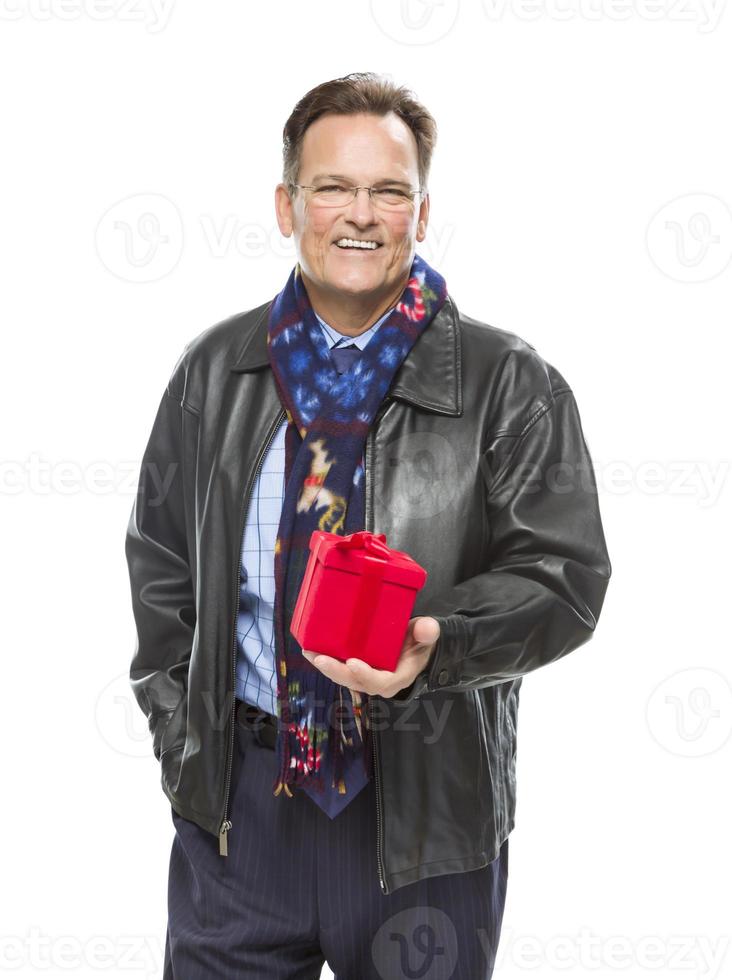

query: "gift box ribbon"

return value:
[334, 532, 390, 662]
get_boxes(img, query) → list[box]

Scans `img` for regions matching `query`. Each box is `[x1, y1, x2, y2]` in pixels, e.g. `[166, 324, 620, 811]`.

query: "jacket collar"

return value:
[230, 292, 462, 417]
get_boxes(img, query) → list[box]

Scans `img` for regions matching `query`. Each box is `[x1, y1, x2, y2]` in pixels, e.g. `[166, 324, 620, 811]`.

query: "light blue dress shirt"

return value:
[235, 306, 395, 715]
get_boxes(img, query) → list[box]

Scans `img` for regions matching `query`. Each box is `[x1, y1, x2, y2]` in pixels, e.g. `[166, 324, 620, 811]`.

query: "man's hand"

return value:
[301, 616, 440, 699]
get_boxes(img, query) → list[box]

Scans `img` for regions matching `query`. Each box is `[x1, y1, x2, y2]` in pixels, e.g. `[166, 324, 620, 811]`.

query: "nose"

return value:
[344, 186, 378, 226]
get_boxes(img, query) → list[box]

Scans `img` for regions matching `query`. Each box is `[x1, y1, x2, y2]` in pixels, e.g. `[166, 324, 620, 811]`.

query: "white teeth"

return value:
[335, 238, 380, 249]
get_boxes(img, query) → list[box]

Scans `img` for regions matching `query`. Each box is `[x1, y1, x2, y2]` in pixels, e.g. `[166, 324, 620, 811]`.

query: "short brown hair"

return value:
[281, 72, 437, 198]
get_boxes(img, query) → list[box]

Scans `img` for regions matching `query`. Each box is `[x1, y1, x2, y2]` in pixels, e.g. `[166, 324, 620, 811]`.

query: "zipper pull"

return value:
[218, 819, 232, 856]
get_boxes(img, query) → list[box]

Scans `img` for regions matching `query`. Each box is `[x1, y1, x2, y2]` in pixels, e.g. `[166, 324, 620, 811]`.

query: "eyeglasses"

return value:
[292, 182, 423, 211]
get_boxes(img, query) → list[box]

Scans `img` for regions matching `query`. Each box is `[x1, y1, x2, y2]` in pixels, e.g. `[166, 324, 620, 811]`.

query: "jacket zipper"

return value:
[219, 405, 287, 856]
[366, 399, 391, 895]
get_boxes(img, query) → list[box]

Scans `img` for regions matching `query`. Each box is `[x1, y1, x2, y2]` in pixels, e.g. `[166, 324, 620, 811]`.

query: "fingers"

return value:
[301, 651, 398, 696]
[301, 652, 375, 692]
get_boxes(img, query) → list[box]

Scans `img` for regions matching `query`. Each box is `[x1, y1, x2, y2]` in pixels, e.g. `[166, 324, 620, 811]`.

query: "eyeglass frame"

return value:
[289, 181, 425, 208]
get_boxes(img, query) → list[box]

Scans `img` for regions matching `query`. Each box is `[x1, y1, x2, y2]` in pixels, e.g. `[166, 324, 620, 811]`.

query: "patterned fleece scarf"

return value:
[266, 252, 448, 804]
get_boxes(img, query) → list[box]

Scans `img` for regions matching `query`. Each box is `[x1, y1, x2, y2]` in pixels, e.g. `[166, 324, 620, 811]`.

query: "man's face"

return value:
[275, 111, 429, 305]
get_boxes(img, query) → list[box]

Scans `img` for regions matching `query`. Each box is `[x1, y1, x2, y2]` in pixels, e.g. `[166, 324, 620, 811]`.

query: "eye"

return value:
[376, 187, 409, 198]
[315, 184, 347, 193]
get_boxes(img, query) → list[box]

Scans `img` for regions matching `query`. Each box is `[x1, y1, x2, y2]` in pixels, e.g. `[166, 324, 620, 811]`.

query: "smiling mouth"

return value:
[333, 239, 383, 251]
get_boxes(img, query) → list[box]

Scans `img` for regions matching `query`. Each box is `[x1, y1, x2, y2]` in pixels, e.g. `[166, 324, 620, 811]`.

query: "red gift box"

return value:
[290, 530, 428, 672]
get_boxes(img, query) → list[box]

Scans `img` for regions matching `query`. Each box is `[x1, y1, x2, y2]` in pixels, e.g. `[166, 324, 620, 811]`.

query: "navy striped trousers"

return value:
[164, 701, 509, 979]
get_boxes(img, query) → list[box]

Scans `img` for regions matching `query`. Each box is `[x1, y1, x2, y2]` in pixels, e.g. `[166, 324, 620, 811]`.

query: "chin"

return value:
[325, 269, 385, 294]
[329, 280, 384, 298]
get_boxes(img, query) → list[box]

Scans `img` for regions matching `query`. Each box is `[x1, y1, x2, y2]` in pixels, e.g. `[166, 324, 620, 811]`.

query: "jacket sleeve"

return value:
[394, 381, 611, 702]
[124, 351, 196, 761]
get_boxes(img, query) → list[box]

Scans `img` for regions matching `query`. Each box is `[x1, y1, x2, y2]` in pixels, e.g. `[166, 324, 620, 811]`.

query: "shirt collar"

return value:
[314, 306, 395, 350]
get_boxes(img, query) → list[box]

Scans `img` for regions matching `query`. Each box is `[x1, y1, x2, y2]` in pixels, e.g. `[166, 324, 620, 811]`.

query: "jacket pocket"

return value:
[156, 695, 188, 762]
[493, 684, 505, 788]
[472, 688, 500, 849]
[473, 685, 505, 837]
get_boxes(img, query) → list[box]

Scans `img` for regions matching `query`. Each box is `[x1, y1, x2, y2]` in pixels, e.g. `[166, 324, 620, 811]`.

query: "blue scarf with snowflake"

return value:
[266, 252, 448, 803]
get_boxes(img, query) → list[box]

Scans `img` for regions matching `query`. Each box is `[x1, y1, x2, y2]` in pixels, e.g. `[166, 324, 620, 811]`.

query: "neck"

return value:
[300, 271, 408, 337]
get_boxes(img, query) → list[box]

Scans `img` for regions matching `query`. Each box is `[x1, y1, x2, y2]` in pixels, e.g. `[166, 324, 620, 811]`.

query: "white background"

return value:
[1, 1, 731, 977]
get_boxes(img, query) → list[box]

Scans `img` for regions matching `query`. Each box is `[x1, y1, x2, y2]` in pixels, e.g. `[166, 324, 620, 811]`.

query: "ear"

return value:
[415, 191, 430, 243]
[275, 182, 294, 237]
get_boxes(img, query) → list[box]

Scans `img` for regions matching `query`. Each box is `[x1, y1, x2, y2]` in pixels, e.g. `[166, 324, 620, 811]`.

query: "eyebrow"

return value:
[310, 172, 413, 188]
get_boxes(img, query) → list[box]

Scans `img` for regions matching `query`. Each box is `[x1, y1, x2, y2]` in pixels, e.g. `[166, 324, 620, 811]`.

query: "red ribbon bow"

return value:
[332, 530, 390, 561]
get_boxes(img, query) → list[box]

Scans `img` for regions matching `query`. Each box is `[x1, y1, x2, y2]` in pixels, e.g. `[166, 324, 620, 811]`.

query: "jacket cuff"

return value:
[390, 614, 467, 703]
[425, 614, 467, 692]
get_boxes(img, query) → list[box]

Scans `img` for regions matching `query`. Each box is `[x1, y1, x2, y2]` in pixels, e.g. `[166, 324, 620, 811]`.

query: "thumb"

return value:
[411, 616, 440, 646]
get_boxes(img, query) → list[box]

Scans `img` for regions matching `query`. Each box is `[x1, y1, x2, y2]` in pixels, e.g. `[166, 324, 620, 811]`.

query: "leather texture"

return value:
[125, 292, 612, 893]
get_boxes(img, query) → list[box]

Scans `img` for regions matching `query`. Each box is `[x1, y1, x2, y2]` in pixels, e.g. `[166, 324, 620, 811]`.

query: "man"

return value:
[126, 72, 611, 979]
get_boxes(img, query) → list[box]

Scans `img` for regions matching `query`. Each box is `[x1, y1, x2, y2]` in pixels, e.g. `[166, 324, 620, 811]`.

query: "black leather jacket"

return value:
[125, 293, 611, 894]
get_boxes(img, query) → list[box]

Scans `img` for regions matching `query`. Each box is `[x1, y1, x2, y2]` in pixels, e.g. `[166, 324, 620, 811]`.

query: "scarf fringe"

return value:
[272, 666, 372, 798]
